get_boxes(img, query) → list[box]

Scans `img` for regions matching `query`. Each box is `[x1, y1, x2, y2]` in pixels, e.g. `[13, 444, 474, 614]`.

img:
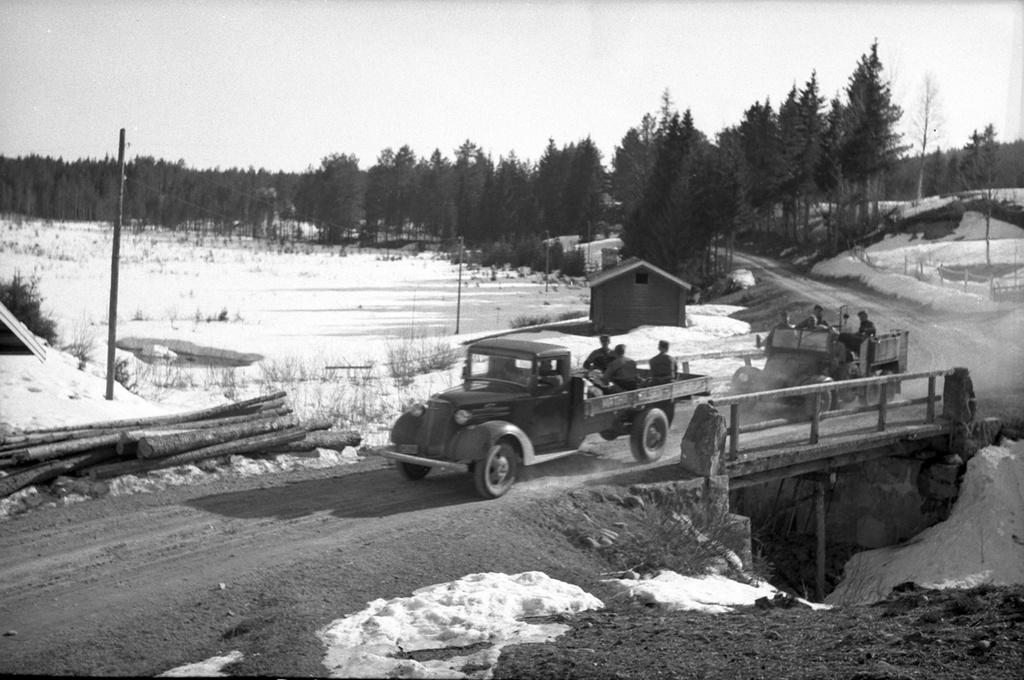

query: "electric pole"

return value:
[455, 236, 464, 334]
[105, 128, 126, 400]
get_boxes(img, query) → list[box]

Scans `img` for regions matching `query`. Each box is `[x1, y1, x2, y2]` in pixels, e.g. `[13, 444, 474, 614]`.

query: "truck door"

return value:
[528, 357, 572, 450]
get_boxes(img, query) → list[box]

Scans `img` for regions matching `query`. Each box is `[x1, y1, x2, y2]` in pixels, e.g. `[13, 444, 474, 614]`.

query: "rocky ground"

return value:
[495, 583, 1024, 679]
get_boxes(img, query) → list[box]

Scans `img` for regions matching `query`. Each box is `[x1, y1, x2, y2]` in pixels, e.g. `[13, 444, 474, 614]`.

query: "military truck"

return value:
[731, 325, 909, 414]
[380, 338, 712, 499]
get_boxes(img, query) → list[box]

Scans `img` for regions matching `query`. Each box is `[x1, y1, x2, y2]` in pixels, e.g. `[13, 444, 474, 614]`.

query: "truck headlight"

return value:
[453, 409, 472, 425]
[409, 402, 426, 417]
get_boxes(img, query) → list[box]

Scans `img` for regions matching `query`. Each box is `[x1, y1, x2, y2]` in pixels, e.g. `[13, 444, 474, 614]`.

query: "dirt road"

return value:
[1, 255, 1020, 676]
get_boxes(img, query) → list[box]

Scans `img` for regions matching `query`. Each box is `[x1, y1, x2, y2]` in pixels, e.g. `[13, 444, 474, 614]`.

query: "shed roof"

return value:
[588, 257, 692, 290]
[0, 302, 47, 361]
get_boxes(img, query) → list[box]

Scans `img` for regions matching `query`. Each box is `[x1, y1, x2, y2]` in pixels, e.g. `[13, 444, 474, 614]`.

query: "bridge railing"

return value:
[709, 368, 955, 460]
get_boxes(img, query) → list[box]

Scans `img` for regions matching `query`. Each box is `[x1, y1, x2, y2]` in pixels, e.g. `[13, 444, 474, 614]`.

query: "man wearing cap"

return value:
[856, 310, 876, 338]
[584, 335, 615, 372]
[648, 340, 677, 385]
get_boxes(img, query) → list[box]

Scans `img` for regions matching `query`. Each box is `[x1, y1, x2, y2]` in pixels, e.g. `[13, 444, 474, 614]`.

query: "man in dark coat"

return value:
[584, 335, 614, 372]
[856, 310, 876, 337]
[602, 344, 638, 393]
[648, 340, 677, 385]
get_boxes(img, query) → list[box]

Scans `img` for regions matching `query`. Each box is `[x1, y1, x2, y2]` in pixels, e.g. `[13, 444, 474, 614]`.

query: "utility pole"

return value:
[545, 231, 550, 293]
[105, 128, 126, 400]
[455, 236, 464, 334]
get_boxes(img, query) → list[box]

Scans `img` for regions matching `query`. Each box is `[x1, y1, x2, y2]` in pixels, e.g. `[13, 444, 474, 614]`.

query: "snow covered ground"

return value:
[3, 202, 1024, 677]
[812, 210, 1024, 314]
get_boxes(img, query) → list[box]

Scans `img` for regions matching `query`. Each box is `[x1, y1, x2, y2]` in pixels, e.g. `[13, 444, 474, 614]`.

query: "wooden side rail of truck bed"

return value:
[583, 374, 712, 418]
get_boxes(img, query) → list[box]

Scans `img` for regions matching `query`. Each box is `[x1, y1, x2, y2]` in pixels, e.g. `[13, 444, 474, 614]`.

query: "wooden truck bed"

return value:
[583, 373, 711, 418]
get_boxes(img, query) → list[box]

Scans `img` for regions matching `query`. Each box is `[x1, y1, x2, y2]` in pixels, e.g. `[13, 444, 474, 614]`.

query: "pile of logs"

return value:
[0, 391, 361, 500]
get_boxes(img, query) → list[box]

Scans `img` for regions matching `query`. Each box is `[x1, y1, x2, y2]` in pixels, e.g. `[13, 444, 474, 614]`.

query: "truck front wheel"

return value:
[629, 408, 668, 463]
[398, 462, 431, 480]
[474, 440, 519, 499]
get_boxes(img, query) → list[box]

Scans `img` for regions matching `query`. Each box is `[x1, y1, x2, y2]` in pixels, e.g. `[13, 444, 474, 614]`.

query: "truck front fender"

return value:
[450, 421, 535, 464]
[390, 410, 422, 445]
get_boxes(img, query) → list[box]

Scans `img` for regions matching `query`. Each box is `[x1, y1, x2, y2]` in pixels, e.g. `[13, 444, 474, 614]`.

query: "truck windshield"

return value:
[466, 353, 533, 388]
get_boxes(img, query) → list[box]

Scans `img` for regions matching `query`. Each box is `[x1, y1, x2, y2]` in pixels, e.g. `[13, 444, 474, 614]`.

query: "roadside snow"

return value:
[811, 211, 1024, 313]
[827, 439, 1024, 606]
[317, 571, 602, 679]
[602, 571, 826, 613]
[158, 650, 242, 677]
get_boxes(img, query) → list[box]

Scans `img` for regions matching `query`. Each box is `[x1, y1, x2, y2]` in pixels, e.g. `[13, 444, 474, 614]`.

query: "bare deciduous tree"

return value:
[911, 72, 945, 202]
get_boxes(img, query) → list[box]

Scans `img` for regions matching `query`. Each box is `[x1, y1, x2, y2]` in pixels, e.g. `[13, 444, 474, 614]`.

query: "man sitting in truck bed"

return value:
[648, 340, 677, 385]
[602, 344, 639, 393]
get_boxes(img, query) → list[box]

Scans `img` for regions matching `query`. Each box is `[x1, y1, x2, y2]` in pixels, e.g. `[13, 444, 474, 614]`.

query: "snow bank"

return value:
[602, 571, 828, 613]
[827, 440, 1024, 606]
[317, 571, 603, 679]
[0, 351, 167, 433]
[158, 650, 242, 677]
[811, 211, 1024, 313]
[811, 254, 1001, 314]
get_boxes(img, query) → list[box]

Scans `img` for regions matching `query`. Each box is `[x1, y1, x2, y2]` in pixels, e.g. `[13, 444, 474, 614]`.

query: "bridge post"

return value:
[927, 377, 936, 423]
[679, 403, 727, 477]
[942, 367, 975, 423]
[729, 404, 739, 460]
[815, 479, 826, 601]
[877, 384, 889, 431]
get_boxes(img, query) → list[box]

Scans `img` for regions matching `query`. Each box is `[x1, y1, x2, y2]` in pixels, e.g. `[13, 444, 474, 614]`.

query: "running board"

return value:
[378, 449, 470, 473]
[524, 448, 581, 466]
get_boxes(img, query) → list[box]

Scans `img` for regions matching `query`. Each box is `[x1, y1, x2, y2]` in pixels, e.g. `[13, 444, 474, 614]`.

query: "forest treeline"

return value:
[2, 42, 1021, 280]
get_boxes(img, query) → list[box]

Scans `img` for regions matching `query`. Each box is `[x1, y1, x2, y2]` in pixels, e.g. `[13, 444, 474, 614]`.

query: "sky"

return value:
[1, 1, 1021, 173]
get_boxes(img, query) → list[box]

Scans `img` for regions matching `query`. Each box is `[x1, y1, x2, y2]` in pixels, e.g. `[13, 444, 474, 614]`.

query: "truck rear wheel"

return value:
[474, 440, 519, 499]
[802, 377, 833, 417]
[397, 462, 431, 480]
[629, 408, 668, 463]
[862, 369, 896, 405]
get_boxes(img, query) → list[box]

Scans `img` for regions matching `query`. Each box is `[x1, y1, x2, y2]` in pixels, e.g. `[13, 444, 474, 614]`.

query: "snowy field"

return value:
[3, 203, 1024, 677]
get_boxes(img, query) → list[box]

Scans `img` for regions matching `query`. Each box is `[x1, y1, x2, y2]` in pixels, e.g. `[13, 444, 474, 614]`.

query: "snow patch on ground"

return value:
[827, 440, 1024, 606]
[603, 572, 827, 613]
[317, 571, 603, 679]
[158, 650, 242, 677]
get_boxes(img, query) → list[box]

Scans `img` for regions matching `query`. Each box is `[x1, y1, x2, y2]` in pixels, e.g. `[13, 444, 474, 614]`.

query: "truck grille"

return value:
[418, 399, 453, 457]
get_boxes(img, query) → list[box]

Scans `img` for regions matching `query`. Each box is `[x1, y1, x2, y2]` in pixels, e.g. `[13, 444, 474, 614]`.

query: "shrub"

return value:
[0, 273, 58, 344]
[509, 313, 553, 329]
[114, 357, 137, 393]
[59, 318, 97, 369]
[553, 488, 749, 580]
[385, 330, 461, 385]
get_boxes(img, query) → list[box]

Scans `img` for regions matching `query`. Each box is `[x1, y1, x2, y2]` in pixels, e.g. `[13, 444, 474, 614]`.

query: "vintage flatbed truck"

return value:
[380, 337, 712, 499]
[732, 323, 909, 413]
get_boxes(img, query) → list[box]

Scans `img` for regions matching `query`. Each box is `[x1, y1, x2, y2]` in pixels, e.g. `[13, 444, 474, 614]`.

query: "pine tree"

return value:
[961, 125, 999, 266]
[840, 41, 906, 229]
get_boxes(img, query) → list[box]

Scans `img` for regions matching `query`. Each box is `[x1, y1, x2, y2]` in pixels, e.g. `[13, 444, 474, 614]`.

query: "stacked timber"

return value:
[0, 391, 361, 500]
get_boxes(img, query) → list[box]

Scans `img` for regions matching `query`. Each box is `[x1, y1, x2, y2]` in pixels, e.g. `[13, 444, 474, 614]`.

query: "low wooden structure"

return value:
[678, 367, 1001, 601]
[588, 257, 691, 333]
[0, 301, 46, 361]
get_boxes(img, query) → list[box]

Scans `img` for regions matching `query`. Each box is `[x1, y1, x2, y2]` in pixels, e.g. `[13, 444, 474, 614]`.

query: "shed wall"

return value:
[593, 270, 684, 332]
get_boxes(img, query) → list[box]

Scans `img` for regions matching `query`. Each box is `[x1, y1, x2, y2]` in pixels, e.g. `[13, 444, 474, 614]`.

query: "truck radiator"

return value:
[419, 399, 453, 456]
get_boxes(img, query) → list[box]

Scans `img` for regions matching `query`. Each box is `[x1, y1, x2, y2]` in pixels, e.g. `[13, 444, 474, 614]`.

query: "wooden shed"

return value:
[588, 257, 691, 333]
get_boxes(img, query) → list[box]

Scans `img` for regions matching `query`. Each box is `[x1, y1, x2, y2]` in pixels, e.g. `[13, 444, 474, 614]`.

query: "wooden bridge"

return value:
[708, 368, 955, 489]
[676, 366, 1000, 600]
